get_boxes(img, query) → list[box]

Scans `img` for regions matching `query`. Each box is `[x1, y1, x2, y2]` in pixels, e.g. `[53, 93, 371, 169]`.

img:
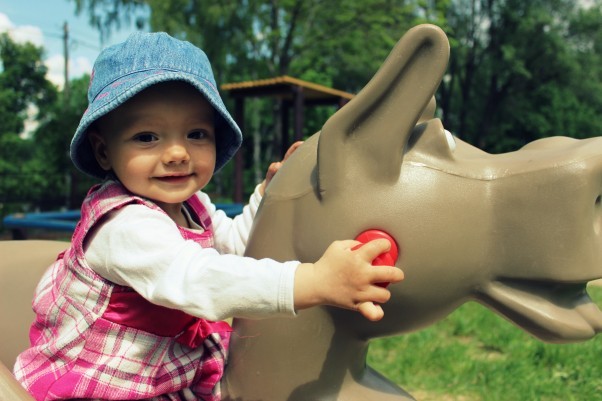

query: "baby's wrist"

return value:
[293, 263, 321, 310]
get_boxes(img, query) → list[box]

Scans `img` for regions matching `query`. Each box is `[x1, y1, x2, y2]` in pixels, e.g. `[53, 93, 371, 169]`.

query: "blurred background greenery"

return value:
[1, 0, 602, 234]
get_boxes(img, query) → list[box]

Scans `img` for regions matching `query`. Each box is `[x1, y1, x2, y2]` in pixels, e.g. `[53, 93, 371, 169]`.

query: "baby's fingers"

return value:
[358, 301, 384, 321]
[266, 161, 282, 179]
[283, 141, 303, 161]
[353, 238, 392, 261]
[370, 264, 405, 284]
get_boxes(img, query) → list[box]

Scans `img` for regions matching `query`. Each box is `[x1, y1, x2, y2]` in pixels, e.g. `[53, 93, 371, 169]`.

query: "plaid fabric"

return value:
[14, 181, 231, 401]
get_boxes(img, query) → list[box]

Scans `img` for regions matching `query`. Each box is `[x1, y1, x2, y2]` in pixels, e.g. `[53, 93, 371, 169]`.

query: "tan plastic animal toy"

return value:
[0, 24, 601, 401]
[221, 24, 602, 400]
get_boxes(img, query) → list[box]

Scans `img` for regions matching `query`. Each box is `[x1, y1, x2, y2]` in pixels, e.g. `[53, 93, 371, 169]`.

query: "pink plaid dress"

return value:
[14, 181, 232, 401]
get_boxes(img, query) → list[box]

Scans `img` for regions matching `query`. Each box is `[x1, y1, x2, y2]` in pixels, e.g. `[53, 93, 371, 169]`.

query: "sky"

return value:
[0, 0, 140, 89]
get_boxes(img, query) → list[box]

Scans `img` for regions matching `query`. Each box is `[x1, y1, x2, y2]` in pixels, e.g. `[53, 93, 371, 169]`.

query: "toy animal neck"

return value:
[222, 308, 414, 400]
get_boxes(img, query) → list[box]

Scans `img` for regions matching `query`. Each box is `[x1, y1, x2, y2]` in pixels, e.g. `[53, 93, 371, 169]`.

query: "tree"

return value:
[0, 34, 57, 136]
[441, 0, 602, 152]
[0, 34, 94, 227]
[32, 75, 96, 209]
[0, 34, 58, 215]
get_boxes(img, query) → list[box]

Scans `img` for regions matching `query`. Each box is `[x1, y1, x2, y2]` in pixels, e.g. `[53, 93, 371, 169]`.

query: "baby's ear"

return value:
[88, 129, 112, 171]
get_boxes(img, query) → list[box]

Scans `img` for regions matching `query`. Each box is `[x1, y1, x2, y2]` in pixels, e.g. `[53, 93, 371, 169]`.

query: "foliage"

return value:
[0, 34, 57, 135]
[0, 35, 94, 234]
[368, 286, 602, 401]
[32, 75, 98, 210]
[441, 0, 602, 152]
[0, 34, 59, 221]
[71, 0, 450, 88]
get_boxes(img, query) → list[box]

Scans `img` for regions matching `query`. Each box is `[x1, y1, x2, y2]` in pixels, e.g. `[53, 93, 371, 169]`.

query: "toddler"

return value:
[14, 32, 403, 401]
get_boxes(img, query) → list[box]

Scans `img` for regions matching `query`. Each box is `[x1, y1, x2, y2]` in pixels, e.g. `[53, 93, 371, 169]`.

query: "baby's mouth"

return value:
[155, 174, 192, 183]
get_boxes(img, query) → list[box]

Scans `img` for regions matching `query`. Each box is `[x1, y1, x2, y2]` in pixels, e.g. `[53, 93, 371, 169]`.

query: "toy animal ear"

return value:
[419, 96, 437, 124]
[317, 24, 449, 195]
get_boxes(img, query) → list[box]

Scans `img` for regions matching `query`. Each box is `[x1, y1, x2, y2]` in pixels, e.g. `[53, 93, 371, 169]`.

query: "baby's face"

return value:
[90, 81, 216, 212]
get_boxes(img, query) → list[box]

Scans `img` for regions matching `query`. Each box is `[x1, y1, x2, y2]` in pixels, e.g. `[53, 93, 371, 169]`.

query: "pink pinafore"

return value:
[14, 181, 232, 401]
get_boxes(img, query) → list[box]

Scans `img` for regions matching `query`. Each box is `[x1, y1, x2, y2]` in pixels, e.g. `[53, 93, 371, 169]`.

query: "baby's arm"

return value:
[85, 205, 298, 321]
[294, 239, 404, 321]
[86, 206, 401, 322]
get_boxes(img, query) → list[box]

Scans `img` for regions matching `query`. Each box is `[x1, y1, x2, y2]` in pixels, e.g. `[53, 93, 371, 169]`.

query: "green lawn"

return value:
[368, 285, 602, 401]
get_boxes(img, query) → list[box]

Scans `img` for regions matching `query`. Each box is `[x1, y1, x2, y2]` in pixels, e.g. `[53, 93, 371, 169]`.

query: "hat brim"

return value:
[70, 69, 242, 179]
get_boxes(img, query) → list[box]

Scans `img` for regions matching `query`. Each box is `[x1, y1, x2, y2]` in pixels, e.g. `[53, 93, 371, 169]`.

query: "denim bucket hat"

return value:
[70, 32, 242, 178]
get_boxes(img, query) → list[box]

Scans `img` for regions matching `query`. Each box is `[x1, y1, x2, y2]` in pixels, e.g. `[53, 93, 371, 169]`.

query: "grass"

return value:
[367, 285, 602, 401]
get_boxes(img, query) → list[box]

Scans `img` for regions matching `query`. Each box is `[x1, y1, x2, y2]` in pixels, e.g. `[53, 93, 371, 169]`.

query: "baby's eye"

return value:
[133, 133, 157, 143]
[188, 130, 212, 140]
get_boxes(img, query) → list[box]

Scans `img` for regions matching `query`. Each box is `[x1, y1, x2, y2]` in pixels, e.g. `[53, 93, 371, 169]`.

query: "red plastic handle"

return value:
[353, 229, 399, 288]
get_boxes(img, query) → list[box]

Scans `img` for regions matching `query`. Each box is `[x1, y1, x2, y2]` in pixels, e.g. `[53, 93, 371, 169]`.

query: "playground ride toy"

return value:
[221, 24, 602, 400]
[1, 24, 601, 401]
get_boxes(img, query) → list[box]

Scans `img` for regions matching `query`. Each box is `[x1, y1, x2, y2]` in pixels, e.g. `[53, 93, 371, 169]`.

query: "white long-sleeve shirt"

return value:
[84, 186, 299, 321]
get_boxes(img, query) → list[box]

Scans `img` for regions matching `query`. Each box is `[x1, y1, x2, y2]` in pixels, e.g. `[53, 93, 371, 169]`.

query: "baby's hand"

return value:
[259, 141, 304, 195]
[294, 239, 404, 321]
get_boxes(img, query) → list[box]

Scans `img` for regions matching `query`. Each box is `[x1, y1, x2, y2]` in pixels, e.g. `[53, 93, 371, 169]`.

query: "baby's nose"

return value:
[163, 143, 190, 164]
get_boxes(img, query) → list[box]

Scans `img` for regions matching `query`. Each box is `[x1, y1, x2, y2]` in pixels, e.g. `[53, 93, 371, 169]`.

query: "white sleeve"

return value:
[84, 203, 298, 321]
[195, 184, 262, 256]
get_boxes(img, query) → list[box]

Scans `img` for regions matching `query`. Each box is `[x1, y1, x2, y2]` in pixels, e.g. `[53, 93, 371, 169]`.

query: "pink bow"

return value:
[176, 318, 232, 349]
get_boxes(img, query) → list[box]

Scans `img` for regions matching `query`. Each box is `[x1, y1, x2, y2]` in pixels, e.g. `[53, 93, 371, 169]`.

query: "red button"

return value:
[353, 230, 399, 288]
